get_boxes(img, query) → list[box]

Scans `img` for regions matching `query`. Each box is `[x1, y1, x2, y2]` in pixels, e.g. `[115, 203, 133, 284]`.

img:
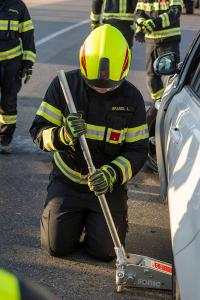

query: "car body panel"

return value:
[165, 87, 200, 253]
[155, 31, 200, 300]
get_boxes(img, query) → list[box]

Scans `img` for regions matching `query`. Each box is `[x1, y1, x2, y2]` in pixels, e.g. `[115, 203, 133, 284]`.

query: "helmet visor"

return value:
[83, 76, 124, 89]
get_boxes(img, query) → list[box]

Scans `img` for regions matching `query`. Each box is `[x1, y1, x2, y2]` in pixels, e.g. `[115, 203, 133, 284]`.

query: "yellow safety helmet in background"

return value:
[80, 24, 131, 89]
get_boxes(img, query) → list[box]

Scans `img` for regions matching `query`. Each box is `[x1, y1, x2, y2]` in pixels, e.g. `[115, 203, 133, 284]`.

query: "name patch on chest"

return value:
[112, 106, 129, 111]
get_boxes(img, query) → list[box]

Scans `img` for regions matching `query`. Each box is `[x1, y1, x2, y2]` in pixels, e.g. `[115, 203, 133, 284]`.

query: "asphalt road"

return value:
[0, 1, 199, 299]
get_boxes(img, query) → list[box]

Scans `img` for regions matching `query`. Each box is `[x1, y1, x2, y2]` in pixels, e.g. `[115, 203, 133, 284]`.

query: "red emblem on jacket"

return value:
[110, 131, 120, 141]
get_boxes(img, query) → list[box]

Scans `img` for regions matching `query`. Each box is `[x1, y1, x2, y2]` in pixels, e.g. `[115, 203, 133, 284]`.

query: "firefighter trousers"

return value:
[0, 56, 22, 145]
[146, 41, 180, 100]
[41, 175, 128, 261]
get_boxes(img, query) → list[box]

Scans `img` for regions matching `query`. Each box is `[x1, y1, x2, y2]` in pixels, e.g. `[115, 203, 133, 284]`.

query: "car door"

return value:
[163, 40, 200, 300]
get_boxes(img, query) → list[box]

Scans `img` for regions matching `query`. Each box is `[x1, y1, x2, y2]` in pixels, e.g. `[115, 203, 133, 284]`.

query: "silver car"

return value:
[154, 30, 200, 300]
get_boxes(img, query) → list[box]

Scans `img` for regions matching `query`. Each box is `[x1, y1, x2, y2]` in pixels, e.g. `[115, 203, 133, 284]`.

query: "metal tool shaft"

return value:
[58, 70, 126, 258]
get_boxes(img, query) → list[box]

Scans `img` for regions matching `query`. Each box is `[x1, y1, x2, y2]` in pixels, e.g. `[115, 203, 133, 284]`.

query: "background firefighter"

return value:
[134, 0, 183, 101]
[90, 0, 137, 49]
[134, 0, 183, 172]
[30, 24, 149, 261]
[0, 0, 36, 154]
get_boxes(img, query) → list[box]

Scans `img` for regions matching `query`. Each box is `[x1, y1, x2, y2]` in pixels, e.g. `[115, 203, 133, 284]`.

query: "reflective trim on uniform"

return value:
[0, 20, 19, 31]
[10, 21, 19, 31]
[103, 12, 134, 21]
[119, 0, 127, 14]
[0, 114, 17, 124]
[136, 1, 184, 10]
[112, 156, 132, 184]
[145, 27, 181, 39]
[106, 128, 126, 144]
[19, 19, 34, 33]
[54, 152, 88, 184]
[160, 13, 170, 28]
[42, 127, 57, 151]
[0, 45, 22, 61]
[0, 269, 21, 300]
[137, 0, 183, 10]
[150, 88, 165, 100]
[170, 0, 183, 6]
[22, 50, 36, 63]
[8, 8, 19, 14]
[90, 12, 101, 21]
[36, 101, 63, 126]
[125, 124, 149, 143]
[136, 2, 170, 11]
[135, 2, 143, 9]
[85, 123, 105, 141]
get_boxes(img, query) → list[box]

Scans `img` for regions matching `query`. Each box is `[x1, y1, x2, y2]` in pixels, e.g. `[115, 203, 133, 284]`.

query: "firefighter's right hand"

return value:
[88, 166, 117, 196]
[142, 19, 156, 34]
[59, 113, 87, 146]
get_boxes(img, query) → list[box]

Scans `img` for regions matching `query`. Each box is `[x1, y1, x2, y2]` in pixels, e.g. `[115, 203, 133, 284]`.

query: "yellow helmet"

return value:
[80, 24, 131, 89]
[0, 268, 59, 300]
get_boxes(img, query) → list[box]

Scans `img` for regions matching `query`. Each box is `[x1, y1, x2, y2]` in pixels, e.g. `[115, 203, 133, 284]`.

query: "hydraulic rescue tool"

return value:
[58, 70, 172, 293]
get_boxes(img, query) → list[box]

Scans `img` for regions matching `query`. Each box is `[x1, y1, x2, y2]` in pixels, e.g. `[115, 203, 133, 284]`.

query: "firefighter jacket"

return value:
[30, 69, 149, 191]
[0, 0, 36, 66]
[135, 0, 183, 44]
[90, 0, 137, 28]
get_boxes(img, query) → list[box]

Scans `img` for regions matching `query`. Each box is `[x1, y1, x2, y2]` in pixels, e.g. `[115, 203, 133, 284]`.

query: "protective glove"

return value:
[142, 19, 156, 34]
[136, 17, 146, 27]
[18, 67, 32, 84]
[135, 26, 145, 43]
[59, 113, 87, 147]
[88, 165, 117, 196]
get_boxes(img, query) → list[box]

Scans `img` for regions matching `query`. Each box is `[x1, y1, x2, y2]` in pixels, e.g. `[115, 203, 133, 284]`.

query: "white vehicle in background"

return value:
[154, 30, 200, 300]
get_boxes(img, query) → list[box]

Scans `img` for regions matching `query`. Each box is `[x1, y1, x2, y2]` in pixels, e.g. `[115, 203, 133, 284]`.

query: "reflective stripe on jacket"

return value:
[90, 0, 137, 24]
[30, 69, 149, 187]
[134, 0, 183, 44]
[0, 0, 36, 64]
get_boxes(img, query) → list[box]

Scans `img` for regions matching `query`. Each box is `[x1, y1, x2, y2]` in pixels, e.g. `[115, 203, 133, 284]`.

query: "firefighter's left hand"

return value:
[18, 67, 32, 84]
[88, 166, 117, 196]
[142, 19, 156, 34]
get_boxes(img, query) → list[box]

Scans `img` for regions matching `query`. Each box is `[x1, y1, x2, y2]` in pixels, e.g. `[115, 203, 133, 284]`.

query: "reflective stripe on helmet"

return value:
[120, 48, 129, 79]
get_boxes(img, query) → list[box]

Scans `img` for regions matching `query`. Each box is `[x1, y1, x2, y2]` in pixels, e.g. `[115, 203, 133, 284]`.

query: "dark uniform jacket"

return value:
[91, 0, 137, 28]
[134, 0, 183, 44]
[90, 0, 137, 23]
[30, 69, 149, 192]
[0, 0, 36, 66]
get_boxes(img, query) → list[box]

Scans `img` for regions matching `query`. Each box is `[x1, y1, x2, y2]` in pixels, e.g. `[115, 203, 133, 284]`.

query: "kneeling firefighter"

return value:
[30, 24, 149, 261]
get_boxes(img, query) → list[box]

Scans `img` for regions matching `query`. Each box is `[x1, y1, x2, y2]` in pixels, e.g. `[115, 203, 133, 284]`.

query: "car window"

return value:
[187, 47, 200, 98]
[190, 61, 200, 97]
[182, 35, 200, 89]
